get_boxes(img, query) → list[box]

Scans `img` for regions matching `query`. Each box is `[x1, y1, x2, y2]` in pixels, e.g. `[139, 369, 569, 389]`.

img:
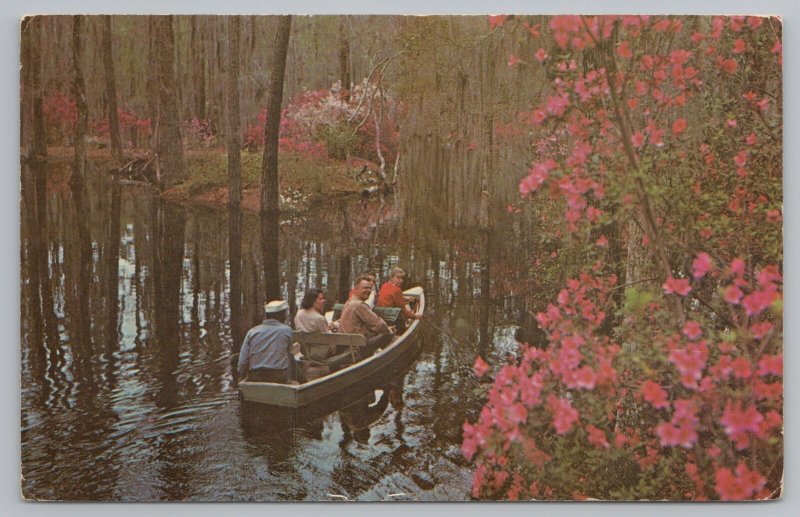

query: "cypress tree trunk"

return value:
[102, 15, 123, 162]
[146, 18, 159, 145]
[70, 15, 88, 193]
[227, 16, 241, 209]
[261, 210, 281, 301]
[228, 208, 243, 359]
[21, 17, 48, 163]
[153, 15, 185, 188]
[339, 16, 350, 101]
[259, 16, 291, 302]
[191, 16, 207, 121]
[260, 15, 292, 215]
[478, 37, 494, 232]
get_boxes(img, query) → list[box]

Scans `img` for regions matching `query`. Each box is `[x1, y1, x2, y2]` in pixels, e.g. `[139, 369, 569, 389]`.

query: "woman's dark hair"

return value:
[300, 288, 325, 310]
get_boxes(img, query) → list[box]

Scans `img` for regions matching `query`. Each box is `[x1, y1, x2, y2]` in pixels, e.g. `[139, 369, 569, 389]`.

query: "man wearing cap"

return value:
[237, 300, 299, 384]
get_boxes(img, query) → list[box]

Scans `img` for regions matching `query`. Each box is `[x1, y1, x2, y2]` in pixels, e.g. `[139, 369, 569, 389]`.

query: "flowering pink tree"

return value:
[464, 15, 782, 500]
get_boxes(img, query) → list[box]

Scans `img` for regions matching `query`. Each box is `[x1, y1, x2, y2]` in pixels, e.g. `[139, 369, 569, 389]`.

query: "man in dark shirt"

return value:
[237, 300, 298, 383]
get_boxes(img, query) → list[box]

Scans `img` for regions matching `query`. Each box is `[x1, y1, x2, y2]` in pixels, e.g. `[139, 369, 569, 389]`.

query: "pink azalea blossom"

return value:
[723, 285, 743, 304]
[749, 321, 773, 339]
[488, 15, 508, 30]
[720, 401, 764, 450]
[757, 354, 782, 377]
[672, 118, 687, 135]
[730, 258, 746, 276]
[546, 394, 579, 435]
[669, 347, 707, 388]
[641, 380, 669, 408]
[682, 320, 702, 340]
[656, 421, 697, 448]
[731, 356, 752, 379]
[715, 464, 766, 500]
[545, 93, 570, 116]
[617, 40, 633, 59]
[663, 277, 692, 296]
[572, 366, 597, 390]
[473, 356, 490, 377]
[586, 424, 610, 449]
[765, 209, 782, 223]
[757, 265, 782, 287]
[692, 252, 713, 279]
[741, 287, 779, 316]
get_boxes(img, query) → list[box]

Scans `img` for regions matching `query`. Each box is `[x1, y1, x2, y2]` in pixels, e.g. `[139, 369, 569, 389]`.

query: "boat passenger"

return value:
[340, 275, 394, 356]
[294, 288, 331, 333]
[376, 267, 421, 332]
[348, 272, 376, 308]
[237, 300, 300, 384]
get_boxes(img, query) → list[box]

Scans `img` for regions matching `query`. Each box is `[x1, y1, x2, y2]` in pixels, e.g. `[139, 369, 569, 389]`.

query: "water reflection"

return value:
[340, 382, 401, 444]
[228, 207, 244, 358]
[21, 159, 545, 500]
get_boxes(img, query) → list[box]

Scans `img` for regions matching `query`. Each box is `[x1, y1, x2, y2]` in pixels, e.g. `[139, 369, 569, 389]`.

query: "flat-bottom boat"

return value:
[238, 286, 425, 408]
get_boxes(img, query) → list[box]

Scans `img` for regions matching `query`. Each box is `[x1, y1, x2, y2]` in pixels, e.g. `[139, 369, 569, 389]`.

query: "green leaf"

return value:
[623, 287, 654, 315]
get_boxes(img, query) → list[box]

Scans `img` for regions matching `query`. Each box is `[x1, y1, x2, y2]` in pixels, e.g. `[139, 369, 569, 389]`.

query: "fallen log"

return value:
[113, 153, 159, 185]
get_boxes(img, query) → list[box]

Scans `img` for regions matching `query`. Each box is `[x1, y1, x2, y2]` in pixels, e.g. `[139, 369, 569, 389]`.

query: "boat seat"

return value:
[331, 305, 402, 325]
[293, 331, 367, 364]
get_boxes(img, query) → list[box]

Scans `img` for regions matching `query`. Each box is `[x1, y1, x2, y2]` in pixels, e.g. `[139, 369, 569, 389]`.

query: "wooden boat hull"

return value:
[238, 286, 425, 408]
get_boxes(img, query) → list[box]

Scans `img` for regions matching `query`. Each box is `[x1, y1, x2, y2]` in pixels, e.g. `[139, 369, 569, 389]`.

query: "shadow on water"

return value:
[21, 154, 549, 500]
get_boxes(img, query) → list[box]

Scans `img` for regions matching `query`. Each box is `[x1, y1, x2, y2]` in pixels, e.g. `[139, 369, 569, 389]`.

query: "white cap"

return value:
[264, 300, 289, 313]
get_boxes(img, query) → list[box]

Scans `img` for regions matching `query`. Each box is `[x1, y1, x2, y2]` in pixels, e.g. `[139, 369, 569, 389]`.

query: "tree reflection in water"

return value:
[21, 159, 542, 500]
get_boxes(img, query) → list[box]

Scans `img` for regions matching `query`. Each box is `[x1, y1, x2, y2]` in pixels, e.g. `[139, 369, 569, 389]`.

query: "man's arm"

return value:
[357, 302, 390, 335]
[237, 332, 251, 378]
[392, 288, 417, 319]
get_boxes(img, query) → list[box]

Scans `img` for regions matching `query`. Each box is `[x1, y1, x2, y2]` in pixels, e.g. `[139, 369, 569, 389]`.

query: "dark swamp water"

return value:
[20, 160, 545, 501]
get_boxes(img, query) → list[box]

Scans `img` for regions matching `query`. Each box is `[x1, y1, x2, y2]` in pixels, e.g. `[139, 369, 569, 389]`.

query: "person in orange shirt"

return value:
[376, 267, 421, 332]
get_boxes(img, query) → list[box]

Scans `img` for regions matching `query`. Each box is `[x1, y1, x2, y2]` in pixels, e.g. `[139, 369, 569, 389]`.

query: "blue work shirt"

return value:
[237, 319, 293, 378]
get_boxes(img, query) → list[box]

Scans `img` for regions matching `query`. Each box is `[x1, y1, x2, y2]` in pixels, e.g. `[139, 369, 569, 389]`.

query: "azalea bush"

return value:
[464, 15, 782, 501]
[92, 106, 152, 148]
[243, 79, 401, 164]
[184, 117, 216, 148]
[42, 90, 77, 145]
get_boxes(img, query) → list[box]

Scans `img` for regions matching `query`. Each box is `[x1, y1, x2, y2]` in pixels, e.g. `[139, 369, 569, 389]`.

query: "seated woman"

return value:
[294, 288, 337, 361]
[294, 288, 330, 333]
[376, 267, 421, 332]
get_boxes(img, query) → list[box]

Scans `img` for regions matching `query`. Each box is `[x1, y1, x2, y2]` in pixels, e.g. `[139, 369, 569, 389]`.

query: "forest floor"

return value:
[44, 146, 370, 211]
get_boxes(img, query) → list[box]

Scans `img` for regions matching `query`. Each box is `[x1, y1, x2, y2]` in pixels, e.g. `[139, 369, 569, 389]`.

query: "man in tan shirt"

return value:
[339, 275, 394, 356]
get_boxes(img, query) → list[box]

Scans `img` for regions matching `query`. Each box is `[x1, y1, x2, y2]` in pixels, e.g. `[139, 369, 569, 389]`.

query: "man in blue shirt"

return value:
[237, 300, 297, 383]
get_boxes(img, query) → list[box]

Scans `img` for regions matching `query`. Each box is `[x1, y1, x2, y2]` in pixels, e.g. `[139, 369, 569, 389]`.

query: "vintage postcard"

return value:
[20, 14, 782, 501]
